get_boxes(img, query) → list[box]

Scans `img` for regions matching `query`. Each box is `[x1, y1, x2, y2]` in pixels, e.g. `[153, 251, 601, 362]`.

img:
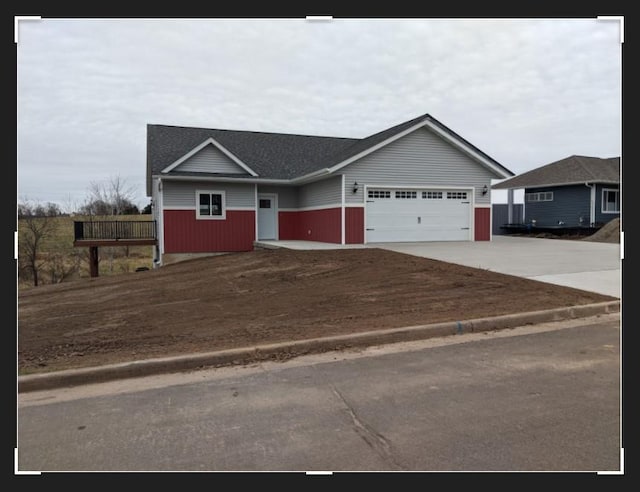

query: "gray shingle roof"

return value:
[492, 155, 620, 190]
[147, 113, 512, 196]
[146, 126, 358, 195]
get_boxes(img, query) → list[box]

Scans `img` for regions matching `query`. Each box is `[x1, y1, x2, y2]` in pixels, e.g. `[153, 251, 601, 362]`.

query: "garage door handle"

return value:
[461, 227, 470, 230]
[417, 217, 421, 224]
[462, 201, 470, 204]
[366, 228, 375, 231]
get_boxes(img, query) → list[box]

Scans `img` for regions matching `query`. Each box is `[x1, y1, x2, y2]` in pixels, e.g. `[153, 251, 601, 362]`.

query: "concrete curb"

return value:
[18, 300, 620, 393]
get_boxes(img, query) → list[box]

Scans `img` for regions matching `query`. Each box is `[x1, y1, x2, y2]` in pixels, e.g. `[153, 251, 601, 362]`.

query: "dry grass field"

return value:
[17, 214, 154, 291]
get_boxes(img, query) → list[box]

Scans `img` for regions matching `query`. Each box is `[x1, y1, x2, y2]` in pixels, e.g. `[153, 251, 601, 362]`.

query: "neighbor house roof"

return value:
[492, 155, 620, 190]
[147, 113, 513, 196]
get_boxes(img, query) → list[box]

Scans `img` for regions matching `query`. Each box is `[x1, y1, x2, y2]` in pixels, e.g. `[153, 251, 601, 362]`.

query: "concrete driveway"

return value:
[373, 236, 621, 298]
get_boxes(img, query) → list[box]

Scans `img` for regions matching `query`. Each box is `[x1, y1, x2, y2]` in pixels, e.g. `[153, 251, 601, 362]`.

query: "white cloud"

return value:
[17, 18, 621, 207]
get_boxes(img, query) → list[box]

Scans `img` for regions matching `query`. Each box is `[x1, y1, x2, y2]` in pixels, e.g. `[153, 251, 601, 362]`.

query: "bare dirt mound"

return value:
[583, 218, 620, 243]
[18, 248, 615, 375]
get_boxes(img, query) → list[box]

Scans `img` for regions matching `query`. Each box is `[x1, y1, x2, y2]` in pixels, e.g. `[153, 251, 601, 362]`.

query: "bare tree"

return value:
[44, 250, 82, 284]
[18, 201, 58, 287]
[61, 193, 80, 216]
[18, 198, 62, 218]
[79, 175, 141, 260]
[82, 175, 139, 216]
[109, 174, 139, 215]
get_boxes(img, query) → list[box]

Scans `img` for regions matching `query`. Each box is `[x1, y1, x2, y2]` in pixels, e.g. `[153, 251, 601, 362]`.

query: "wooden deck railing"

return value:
[74, 220, 157, 242]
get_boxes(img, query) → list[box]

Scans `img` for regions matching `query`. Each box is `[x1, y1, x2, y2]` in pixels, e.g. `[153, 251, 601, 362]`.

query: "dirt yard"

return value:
[583, 218, 620, 243]
[18, 248, 615, 375]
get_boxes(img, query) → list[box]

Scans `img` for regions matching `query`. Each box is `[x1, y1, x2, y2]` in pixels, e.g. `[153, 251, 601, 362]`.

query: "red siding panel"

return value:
[278, 211, 300, 240]
[163, 209, 255, 253]
[345, 207, 364, 244]
[474, 207, 491, 241]
[278, 208, 341, 243]
[300, 208, 341, 243]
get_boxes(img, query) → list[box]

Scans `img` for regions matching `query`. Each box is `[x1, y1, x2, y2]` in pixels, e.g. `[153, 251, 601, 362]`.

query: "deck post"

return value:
[507, 189, 514, 224]
[89, 246, 99, 278]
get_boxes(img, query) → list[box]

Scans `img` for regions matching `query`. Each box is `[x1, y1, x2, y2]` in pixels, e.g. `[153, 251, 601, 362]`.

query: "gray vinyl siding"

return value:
[163, 180, 255, 209]
[176, 144, 249, 174]
[492, 203, 524, 234]
[299, 175, 342, 208]
[342, 127, 497, 205]
[524, 185, 591, 227]
[258, 185, 298, 209]
[595, 183, 620, 225]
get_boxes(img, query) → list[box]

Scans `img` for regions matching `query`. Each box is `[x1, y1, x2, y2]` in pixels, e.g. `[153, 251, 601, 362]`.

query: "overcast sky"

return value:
[17, 17, 622, 209]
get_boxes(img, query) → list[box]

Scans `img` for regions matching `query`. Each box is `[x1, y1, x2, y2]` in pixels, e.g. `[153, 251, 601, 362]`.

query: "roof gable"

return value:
[493, 155, 620, 190]
[324, 116, 512, 179]
[162, 138, 258, 176]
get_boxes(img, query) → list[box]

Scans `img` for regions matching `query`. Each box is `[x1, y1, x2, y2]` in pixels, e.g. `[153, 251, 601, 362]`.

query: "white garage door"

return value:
[366, 188, 471, 243]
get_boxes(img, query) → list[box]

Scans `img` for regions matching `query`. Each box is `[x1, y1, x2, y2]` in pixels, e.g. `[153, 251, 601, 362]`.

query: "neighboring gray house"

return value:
[147, 113, 514, 265]
[492, 155, 620, 228]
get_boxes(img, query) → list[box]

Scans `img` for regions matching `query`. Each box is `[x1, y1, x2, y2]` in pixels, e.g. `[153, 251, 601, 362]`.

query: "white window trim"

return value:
[196, 190, 226, 220]
[601, 188, 620, 214]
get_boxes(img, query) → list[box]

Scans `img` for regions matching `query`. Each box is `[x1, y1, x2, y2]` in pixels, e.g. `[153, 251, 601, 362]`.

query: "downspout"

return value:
[254, 183, 259, 242]
[585, 182, 595, 226]
[157, 177, 164, 266]
[341, 174, 346, 245]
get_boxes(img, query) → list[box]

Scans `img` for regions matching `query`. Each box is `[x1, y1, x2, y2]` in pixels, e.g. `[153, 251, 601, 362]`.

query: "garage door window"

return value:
[446, 192, 468, 200]
[395, 191, 417, 199]
[368, 190, 391, 199]
[422, 191, 443, 199]
[526, 192, 553, 202]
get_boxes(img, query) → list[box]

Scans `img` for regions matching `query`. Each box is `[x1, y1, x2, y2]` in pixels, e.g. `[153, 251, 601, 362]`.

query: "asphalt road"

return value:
[17, 314, 621, 473]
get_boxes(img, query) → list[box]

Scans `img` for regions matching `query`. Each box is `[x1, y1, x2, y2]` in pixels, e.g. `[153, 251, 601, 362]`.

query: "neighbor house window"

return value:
[196, 190, 226, 219]
[602, 189, 620, 213]
[526, 192, 553, 202]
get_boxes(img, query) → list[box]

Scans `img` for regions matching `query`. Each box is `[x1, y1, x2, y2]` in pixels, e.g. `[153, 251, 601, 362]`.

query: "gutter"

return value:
[154, 169, 333, 186]
[493, 180, 619, 191]
[155, 175, 294, 185]
[290, 168, 331, 184]
[585, 182, 596, 226]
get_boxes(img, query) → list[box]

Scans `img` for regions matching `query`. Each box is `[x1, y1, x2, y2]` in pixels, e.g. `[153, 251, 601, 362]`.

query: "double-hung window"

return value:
[196, 190, 226, 220]
[602, 189, 620, 213]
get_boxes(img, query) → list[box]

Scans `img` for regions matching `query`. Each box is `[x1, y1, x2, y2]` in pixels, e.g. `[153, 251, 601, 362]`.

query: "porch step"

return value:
[253, 241, 284, 250]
